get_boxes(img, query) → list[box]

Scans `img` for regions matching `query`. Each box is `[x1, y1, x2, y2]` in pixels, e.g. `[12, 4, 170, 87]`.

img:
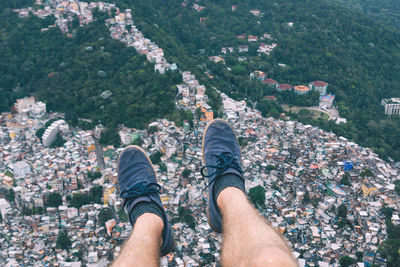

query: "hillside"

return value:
[0, 0, 183, 129]
[1, 0, 400, 161]
[330, 0, 400, 30]
[112, 0, 400, 161]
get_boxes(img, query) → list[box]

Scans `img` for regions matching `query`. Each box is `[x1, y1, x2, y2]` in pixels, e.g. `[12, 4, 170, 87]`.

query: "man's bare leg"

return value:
[218, 187, 297, 267]
[112, 213, 163, 267]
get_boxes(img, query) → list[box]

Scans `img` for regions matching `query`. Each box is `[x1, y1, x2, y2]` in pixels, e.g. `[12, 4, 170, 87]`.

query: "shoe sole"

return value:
[202, 119, 238, 233]
[118, 145, 157, 178]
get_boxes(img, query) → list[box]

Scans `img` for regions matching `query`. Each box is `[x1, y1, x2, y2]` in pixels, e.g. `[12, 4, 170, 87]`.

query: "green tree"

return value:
[131, 137, 143, 146]
[302, 192, 310, 204]
[394, 180, 400, 196]
[176, 207, 195, 229]
[46, 192, 62, 207]
[340, 174, 351, 186]
[182, 168, 191, 179]
[356, 251, 363, 262]
[35, 128, 45, 140]
[379, 209, 400, 266]
[69, 193, 90, 209]
[148, 126, 158, 134]
[56, 230, 71, 250]
[100, 128, 121, 147]
[98, 207, 113, 225]
[238, 136, 248, 147]
[87, 171, 102, 181]
[5, 189, 15, 203]
[89, 185, 103, 204]
[159, 162, 167, 173]
[361, 169, 374, 177]
[118, 208, 129, 222]
[76, 249, 83, 262]
[50, 132, 66, 148]
[266, 165, 276, 170]
[338, 204, 348, 218]
[248, 186, 266, 207]
[150, 151, 162, 165]
[339, 255, 354, 267]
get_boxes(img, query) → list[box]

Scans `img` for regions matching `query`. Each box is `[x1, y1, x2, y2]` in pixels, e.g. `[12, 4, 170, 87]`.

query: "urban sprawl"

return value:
[2, 0, 400, 266]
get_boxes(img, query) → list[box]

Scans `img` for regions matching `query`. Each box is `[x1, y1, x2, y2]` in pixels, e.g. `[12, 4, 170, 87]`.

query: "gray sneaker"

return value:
[118, 145, 174, 256]
[201, 119, 244, 233]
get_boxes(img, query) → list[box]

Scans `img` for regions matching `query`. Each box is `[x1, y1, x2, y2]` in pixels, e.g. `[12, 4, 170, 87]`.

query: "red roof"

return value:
[311, 81, 328, 87]
[294, 85, 310, 92]
[263, 78, 277, 84]
[277, 84, 293, 90]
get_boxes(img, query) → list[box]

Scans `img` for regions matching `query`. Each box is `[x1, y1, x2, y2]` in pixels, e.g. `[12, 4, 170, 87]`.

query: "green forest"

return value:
[108, 0, 400, 161]
[329, 0, 400, 30]
[0, 0, 182, 129]
[1, 0, 400, 162]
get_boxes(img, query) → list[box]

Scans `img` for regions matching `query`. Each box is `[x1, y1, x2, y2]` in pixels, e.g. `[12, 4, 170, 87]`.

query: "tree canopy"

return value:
[338, 204, 348, 218]
[46, 192, 62, 207]
[339, 255, 354, 267]
[105, 0, 400, 161]
[98, 207, 113, 225]
[248, 185, 266, 207]
[2, 0, 400, 161]
[56, 229, 71, 250]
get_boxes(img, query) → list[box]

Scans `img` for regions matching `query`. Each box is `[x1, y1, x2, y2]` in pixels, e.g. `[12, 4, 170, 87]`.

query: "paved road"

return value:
[92, 135, 105, 171]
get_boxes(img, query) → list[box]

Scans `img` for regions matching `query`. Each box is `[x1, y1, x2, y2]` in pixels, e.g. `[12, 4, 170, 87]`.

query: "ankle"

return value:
[134, 213, 164, 245]
[213, 173, 245, 203]
[217, 187, 247, 210]
[136, 213, 164, 230]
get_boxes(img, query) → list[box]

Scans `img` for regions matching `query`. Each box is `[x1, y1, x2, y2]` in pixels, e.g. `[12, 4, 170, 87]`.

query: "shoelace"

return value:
[200, 152, 243, 187]
[120, 180, 161, 199]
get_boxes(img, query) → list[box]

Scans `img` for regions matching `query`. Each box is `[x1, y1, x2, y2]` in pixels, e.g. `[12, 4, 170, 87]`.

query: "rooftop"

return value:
[277, 84, 293, 90]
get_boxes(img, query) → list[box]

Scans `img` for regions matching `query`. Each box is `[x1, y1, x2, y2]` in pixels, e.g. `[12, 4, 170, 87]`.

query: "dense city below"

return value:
[1, 0, 400, 266]
[1, 93, 400, 266]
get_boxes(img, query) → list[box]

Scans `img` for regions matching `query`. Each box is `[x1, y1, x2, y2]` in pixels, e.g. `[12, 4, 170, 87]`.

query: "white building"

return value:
[30, 102, 46, 117]
[309, 81, 328, 96]
[14, 96, 46, 117]
[0, 198, 11, 219]
[87, 251, 99, 263]
[13, 161, 31, 178]
[381, 98, 400, 115]
[42, 120, 69, 147]
[15, 97, 35, 113]
[154, 63, 166, 74]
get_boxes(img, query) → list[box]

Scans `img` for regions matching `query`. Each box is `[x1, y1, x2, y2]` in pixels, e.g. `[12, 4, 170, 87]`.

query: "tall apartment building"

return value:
[42, 120, 69, 147]
[381, 98, 400, 115]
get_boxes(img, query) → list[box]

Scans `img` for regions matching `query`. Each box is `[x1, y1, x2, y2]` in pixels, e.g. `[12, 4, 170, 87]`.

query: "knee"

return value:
[249, 247, 297, 267]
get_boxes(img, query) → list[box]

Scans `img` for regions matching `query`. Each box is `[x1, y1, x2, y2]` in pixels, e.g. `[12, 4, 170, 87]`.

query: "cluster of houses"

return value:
[15, 0, 110, 34]
[16, 0, 178, 74]
[177, 71, 214, 122]
[213, 32, 278, 61]
[219, 93, 398, 266]
[1, 91, 399, 266]
[106, 8, 178, 74]
[250, 70, 340, 113]
[7, 1, 399, 266]
[1, 97, 130, 266]
[250, 70, 329, 96]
